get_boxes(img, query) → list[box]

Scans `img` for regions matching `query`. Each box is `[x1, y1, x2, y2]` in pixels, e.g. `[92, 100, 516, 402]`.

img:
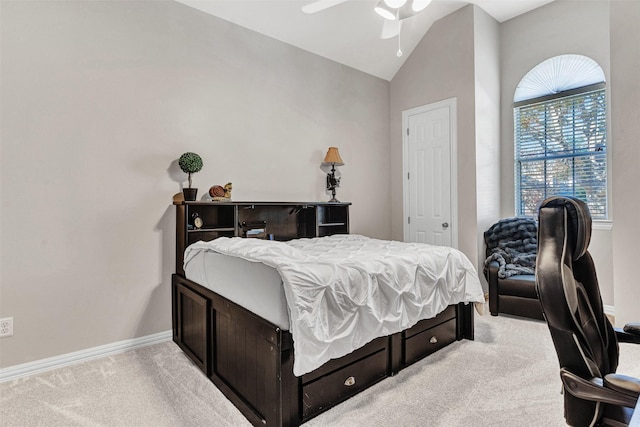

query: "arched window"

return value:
[514, 54, 607, 219]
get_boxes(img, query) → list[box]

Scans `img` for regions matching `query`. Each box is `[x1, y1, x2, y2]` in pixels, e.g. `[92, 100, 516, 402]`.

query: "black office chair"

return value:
[536, 196, 640, 426]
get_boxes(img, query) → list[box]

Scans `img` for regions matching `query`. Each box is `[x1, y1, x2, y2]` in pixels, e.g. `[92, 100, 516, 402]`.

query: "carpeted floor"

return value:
[2, 313, 639, 426]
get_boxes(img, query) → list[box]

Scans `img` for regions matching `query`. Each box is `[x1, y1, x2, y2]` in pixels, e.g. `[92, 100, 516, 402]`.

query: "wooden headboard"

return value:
[174, 200, 350, 276]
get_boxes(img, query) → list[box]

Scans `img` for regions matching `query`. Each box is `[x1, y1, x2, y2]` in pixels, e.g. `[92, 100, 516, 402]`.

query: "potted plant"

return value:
[178, 152, 203, 201]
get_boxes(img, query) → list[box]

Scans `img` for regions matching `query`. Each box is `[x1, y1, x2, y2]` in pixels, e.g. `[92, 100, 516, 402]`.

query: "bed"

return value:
[172, 201, 484, 426]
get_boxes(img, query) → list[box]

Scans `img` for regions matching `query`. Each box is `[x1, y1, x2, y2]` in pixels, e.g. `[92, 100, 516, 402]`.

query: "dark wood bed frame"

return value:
[172, 200, 474, 426]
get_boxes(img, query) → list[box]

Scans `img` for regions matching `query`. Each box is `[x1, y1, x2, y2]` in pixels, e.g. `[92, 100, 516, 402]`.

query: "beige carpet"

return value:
[2, 314, 639, 426]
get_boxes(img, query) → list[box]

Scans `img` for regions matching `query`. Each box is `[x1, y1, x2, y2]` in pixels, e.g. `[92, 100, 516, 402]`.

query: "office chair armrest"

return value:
[622, 322, 640, 337]
[603, 373, 640, 398]
[560, 368, 639, 408]
[615, 323, 640, 344]
[624, 323, 640, 336]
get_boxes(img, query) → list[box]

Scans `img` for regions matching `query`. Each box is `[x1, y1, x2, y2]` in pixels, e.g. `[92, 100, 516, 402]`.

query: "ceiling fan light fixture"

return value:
[384, 0, 407, 8]
[375, 2, 397, 20]
[411, 0, 432, 12]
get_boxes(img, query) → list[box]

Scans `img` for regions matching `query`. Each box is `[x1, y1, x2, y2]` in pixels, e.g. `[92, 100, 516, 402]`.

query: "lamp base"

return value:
[326, 167, 341, 203]
[328, 186, 339, 203]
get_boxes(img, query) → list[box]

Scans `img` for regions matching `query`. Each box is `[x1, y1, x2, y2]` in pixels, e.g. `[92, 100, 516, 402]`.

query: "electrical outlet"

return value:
[0, 317, 14, 338]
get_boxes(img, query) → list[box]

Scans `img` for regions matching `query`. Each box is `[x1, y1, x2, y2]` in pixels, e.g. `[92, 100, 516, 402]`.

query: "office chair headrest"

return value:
[539, 196, 592, 260]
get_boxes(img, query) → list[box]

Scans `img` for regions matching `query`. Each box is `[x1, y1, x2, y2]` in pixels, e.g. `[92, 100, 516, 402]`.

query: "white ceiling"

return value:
[175, 0, 555, 81]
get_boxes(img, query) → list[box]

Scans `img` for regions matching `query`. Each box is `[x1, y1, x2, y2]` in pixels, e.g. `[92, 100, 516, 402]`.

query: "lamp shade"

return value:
[323, 147, 344, 165]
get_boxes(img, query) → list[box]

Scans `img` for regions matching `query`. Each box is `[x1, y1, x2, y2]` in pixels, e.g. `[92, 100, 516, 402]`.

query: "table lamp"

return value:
[322, 147, 344, 202]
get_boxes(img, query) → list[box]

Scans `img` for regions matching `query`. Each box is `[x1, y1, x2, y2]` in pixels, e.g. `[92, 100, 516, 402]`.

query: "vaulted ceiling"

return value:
[176, 0, 555, 80]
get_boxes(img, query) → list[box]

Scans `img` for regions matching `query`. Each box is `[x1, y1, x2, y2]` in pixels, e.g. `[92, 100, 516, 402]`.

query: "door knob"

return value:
[442, 222, 449, 229]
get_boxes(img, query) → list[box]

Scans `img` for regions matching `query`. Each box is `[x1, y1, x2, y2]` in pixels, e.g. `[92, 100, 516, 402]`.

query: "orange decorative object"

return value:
[209, 182, 233, 201]
[209, 185, 226, 197]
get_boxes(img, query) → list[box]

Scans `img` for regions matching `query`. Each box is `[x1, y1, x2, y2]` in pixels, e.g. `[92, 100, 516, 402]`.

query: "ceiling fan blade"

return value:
[302, 0, 350, 14]
[380, 19, 402, 39]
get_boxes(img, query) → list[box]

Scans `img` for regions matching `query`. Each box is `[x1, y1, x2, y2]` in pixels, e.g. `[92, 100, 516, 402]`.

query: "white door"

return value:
[403, 98, 457, 247]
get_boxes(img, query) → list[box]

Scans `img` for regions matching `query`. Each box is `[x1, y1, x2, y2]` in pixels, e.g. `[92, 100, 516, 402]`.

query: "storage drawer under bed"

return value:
[403, 315, 457, 366]
[174, 274, 471, 426]
[301, 347, 388, 419]
[404, 305, 456, 338]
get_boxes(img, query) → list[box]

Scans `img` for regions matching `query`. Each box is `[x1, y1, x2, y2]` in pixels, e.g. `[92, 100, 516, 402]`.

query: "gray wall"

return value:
[389, 5, 501, 284]
[610, 0, 640, 327]
[473, 7, 501, 288]
[500, 0, 614, 306]
[2, 0, 637, 369]
[390, 5, 479, 264]
[500, 0, 611, 216]
[0, 0, 390, 368]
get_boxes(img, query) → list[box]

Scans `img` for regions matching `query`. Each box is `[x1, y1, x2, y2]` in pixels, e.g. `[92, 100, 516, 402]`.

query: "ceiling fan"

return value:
[302, 0, 432, 18]
[302, 0, 432, 53]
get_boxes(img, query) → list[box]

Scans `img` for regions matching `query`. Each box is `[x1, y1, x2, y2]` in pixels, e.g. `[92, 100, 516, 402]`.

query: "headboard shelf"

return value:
[174, 200, 350, 276]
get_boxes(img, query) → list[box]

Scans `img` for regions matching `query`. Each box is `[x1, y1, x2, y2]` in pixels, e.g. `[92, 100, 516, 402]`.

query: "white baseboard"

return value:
[602, 304, 616, 326]
[0, 330, 172, 383]
[604, 304, 615, 319]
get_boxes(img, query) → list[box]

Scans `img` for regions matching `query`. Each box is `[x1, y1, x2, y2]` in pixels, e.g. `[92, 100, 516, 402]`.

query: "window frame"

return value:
[514, 82, 609, 219]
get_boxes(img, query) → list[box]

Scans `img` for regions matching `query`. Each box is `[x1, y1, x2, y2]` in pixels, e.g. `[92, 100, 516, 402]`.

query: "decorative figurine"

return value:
[209, 182, 233, 201]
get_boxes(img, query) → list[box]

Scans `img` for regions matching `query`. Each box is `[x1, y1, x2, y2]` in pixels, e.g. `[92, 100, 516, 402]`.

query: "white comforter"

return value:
[184, 234, 484, 376]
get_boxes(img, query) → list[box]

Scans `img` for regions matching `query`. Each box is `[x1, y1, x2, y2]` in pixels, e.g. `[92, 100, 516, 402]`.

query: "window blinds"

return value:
[515, 88, 607, 218]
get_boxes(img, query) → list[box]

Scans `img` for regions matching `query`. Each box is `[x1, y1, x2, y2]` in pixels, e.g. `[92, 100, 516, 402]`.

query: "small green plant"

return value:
[178, 152, 203, 188]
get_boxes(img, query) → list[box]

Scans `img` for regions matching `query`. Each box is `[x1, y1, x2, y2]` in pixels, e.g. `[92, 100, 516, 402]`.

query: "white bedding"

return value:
[184, 234, 485, 376]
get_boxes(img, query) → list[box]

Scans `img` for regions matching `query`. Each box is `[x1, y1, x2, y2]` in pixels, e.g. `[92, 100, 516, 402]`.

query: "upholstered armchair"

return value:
[484, 217, 543, 320]
[536, 196, 640, 426]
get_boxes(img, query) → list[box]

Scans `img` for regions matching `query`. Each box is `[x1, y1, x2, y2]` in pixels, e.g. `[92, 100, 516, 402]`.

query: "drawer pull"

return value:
[344, 376, 356, 387]
[429, 336, 438, 344]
